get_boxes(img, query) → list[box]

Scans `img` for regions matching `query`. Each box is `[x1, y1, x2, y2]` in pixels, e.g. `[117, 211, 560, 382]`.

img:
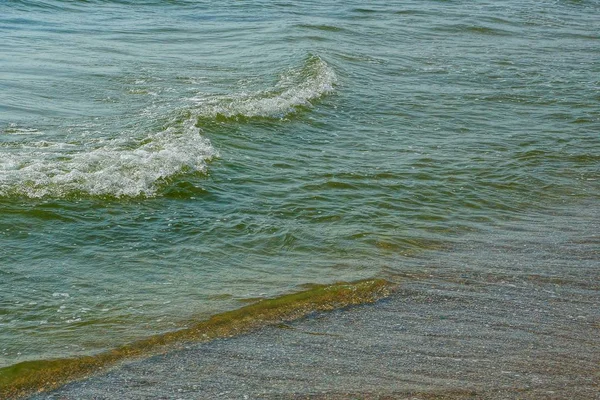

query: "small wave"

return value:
[7, 0, 171, 11]
[434, 23, 513, 36]
[0, 55, 334, 199]
[191, 55, 336, 121]
[296, 24, 346, 32]
[2, 124, 44, 135]
[0, 279, 391, 399]
[0, 120, 216, 199]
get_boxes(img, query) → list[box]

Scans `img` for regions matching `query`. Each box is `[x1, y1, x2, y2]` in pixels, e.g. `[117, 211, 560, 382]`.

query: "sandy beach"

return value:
[27, 275, 599, 400]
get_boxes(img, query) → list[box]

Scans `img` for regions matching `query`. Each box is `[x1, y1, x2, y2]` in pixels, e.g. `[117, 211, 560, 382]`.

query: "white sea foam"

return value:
[0, 119, 216, 198]
[3, 124, 44, 135]
[192, 55, 337, 119]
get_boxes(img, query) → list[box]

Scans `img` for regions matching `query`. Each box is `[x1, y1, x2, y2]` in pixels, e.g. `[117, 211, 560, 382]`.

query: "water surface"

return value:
[1, 0, 598, 370]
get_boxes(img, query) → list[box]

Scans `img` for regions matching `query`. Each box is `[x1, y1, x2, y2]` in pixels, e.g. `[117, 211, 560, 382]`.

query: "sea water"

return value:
[1, 0, 598, 370]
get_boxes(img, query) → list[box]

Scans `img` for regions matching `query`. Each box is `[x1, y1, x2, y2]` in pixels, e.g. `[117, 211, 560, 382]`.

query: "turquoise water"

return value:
[1, 0, 598, 369]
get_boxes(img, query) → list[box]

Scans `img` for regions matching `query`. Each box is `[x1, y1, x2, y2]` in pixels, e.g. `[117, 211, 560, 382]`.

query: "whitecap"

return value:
[192, 55, 337, 120]
[0, 118, 216, 198]
[0, 55, 335, 199]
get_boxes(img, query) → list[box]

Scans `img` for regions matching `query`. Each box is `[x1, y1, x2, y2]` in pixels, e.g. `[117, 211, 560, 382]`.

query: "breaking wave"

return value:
[0, 55, 336, 199]
[0, 120, 215, 199]
[192, 55, 337, 120]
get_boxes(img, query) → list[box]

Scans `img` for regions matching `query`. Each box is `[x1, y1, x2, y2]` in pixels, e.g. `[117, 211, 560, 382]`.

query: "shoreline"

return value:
[0, 279, 393, 399]
[16, 275, 600, 399]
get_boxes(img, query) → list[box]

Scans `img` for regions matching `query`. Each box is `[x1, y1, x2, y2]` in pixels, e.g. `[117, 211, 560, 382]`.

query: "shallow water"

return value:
[1, 0, 599, 370]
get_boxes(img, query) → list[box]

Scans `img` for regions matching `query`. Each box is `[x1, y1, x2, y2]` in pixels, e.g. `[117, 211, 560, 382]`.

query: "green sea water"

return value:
[1, 0, 598, 370]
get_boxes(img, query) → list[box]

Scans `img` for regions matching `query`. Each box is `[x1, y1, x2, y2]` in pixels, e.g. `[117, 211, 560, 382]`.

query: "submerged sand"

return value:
[27, 277, 599, 400]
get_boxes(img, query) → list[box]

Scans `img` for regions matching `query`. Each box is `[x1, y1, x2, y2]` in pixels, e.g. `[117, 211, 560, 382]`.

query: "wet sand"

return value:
[28, 277, 599, 400]
[21, 203, 600, 399]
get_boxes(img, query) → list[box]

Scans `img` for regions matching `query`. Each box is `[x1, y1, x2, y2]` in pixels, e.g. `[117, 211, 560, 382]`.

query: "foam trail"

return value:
[0, 120, 215, 198]
[193, 55, 337, 120]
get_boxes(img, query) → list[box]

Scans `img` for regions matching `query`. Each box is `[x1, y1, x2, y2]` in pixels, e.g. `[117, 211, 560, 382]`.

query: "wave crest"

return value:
[193, 55, 336, 120]
[0, 55, 336, 199]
